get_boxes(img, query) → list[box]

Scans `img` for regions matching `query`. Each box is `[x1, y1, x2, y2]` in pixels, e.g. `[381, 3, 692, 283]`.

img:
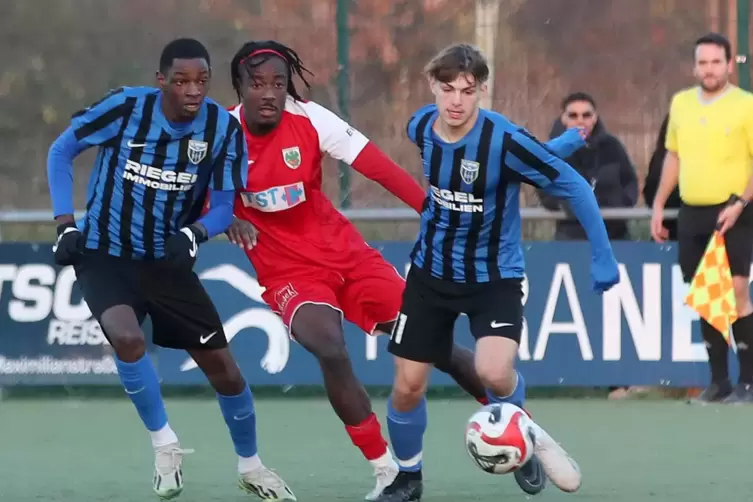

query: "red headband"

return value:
[239, 49, 286, 66]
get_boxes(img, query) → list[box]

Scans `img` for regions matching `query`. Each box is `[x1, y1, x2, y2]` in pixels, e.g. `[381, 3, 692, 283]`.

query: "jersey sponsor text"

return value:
[430, 185, 484, 213]
[124, 159, 197, 191]
[240, 182, 307, 212]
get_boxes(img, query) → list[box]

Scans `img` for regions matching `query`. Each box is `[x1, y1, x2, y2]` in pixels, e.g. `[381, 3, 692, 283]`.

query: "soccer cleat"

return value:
[365, 462, 399, 501]
[239, 466, 297, 500]
[153, 442, 194, 500]
[514, 454, 547, 495]
[687, 381, 733, 405]
[530, 424, 582, 493]
[372, 470, 423, 502]
[722, 383, 753, 404]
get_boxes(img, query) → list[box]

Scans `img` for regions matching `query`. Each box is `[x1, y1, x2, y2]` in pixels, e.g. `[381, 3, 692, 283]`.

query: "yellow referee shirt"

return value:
[666, 85, 753, 205]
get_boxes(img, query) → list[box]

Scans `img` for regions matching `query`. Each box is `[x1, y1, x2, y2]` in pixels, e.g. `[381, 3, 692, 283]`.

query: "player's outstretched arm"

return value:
[544, 128, 586, 159]
[47, 127, 87, 224]
[350, 143, 426, 214]
[502, 129, 619, 293]
[48, 87, 133, 225]
[47, 127, 89, 266]
[305, 101, 426, 214]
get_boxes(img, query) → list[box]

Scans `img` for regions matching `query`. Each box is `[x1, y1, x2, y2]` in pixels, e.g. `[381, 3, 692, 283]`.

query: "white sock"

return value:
[238, 454, 263, 474]
[150, 423, 179, 448]
[369, 450, 398, 469]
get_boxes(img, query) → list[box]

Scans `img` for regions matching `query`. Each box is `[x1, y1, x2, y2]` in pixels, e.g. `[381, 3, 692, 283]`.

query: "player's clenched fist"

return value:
[52, 222, 83, 266]
[165, 224, 207, 268]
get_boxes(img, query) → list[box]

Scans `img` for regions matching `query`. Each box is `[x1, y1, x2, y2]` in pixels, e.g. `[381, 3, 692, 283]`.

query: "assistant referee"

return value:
[651, 33, 753, 405]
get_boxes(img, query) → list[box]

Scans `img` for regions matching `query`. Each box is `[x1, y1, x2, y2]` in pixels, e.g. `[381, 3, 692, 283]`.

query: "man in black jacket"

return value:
[540, 92, 638, 240]
[642, 114, 681, 240]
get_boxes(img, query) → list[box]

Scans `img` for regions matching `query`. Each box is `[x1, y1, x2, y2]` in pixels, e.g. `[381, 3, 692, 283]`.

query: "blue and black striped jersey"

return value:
[69, 86, 247, 259]
[407, 104, 595, 283]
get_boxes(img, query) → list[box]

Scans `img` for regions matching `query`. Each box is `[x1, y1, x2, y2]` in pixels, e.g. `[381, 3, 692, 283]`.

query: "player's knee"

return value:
[189, 348, 245, 395]
[314, 340, 349, 366]
[391, 362, 429, 410]
[106, 328, 146, 360]
[475, 336, 517, 394]
[391, 378, 426, 411]
[208, 366, 245, 395]
[394, 377, 426, 397]
[476, 364, 516, 396]
[296, 325, 348, 363]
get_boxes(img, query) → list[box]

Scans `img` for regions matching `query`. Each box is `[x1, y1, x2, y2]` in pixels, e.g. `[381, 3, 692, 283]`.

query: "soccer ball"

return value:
[464, 403, 536, 475]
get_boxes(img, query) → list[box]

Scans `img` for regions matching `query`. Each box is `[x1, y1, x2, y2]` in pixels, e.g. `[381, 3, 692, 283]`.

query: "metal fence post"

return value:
[737, 0, 750, 90]
[336, 0, 351, 209]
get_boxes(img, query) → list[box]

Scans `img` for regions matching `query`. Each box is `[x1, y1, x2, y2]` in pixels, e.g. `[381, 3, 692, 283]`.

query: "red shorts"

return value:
[261, 249, 405, 336]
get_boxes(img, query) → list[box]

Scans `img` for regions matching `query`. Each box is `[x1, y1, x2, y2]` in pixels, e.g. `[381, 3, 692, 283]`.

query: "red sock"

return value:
[345, 413, 388, 461]
[477, 396, 489, 405]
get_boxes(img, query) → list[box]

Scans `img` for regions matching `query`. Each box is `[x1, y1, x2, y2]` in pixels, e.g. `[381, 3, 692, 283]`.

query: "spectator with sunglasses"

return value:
[539, 92, 638, 241]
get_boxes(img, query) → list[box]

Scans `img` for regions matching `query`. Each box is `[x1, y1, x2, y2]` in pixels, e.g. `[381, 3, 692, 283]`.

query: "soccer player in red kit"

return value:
[224, 40, 489, 500]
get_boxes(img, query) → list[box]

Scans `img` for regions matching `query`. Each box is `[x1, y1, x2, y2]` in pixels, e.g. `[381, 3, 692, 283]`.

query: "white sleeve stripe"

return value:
[298, 100, 369, 164]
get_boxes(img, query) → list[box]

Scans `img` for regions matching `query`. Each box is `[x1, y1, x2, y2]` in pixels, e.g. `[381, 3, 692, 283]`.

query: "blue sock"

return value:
[387, 397, 427, 472]
[486, 370, 526, 408]
[115, 354, 168, 432]
[217, 385, 258, 458]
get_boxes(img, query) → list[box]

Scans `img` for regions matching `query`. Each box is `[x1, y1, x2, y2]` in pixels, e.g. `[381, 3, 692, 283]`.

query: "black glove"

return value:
[52, 222, 83, 266]
[165, 223, 208, 268]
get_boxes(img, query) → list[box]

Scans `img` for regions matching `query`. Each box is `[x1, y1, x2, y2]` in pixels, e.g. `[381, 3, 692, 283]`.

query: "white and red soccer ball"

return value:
[464, 403, 535, 475]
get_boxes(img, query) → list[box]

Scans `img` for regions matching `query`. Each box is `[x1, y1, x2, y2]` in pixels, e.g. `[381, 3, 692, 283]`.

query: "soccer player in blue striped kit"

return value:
[375, 44, 620, 501]
[46, 38, 295, 500]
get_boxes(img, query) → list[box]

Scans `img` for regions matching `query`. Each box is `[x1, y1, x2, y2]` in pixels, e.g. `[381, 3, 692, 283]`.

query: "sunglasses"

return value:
[566, 111, 594, 119]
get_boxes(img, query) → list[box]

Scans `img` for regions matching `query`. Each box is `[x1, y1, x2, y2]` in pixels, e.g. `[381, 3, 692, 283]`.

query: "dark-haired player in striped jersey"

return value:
[376, 43, 620, 502]
[46, 38, 295, 500]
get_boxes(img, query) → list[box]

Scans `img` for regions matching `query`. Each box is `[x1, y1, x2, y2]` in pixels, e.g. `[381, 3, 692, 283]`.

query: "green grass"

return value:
[0, 397, 749, 501]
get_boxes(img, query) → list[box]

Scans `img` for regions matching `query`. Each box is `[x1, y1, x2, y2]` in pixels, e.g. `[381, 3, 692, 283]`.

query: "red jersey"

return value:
[230, 98, 424, 284]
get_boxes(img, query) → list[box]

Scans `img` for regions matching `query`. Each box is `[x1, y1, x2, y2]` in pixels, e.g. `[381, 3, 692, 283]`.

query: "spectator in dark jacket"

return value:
[539, 92, 639, 240]
[642, 114, 681, 240]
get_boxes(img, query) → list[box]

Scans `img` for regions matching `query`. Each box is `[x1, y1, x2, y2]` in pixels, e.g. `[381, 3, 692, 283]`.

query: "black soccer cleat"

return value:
[722, 383, 753, 404]
[514, 454, 547, 495]
[687, 381, 732, 405]
[373, 470, 423, 502]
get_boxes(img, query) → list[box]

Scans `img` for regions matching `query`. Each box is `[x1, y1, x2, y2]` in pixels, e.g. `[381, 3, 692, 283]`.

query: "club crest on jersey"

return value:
[187, 140, 209, 165]
[282, 146, 302, 169]
[460, 159, 480, 184]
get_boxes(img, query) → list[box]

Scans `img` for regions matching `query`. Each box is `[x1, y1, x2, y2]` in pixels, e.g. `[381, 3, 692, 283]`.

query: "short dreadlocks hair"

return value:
[230, 40, 313, 102]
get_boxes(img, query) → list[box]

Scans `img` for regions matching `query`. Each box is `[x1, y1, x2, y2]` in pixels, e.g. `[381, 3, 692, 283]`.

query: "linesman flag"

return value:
[685, 231, 737, 344]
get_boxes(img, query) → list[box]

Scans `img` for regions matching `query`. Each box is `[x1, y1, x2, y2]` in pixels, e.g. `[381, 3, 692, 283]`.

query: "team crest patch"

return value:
[187, 140, 208, 164]
[460, 159, 480, 184]
[282, 146, 302, 169]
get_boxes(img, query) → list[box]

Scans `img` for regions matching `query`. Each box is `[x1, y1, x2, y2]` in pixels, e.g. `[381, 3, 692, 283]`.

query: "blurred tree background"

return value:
[0, 0, 745, 240]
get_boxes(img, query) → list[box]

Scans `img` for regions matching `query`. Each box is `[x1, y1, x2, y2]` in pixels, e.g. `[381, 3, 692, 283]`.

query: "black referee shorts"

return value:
[73, 251, 226, 350]
[678, 202, 753, 282]
[387, 266, 524, 365]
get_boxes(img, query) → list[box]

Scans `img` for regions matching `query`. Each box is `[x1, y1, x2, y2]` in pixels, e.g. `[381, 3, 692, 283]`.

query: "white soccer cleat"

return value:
[364, 462, 399, 501]
[153, 442, 194, 499]
[239, 466, 297, 500]
[530, 423, 582, 493]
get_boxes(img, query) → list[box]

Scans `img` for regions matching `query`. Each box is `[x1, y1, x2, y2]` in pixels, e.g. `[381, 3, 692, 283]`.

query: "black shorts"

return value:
[73, 251, 226, 350]
[387, 266, 523, 365]
[678, 202, 753, 282]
